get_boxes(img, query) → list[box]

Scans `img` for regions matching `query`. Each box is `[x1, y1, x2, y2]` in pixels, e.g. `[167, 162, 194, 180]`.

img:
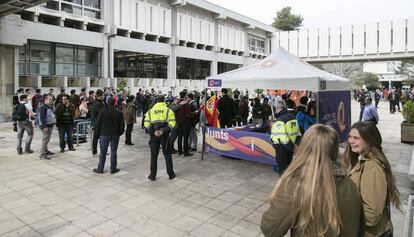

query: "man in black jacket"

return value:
[93, 97, 125, 174]
[217, 88, 236, 128]
[90, 89, 105, 155]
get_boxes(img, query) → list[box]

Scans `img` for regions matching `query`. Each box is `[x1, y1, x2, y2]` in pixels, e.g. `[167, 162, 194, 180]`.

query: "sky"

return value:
[206, 0, 414, 29]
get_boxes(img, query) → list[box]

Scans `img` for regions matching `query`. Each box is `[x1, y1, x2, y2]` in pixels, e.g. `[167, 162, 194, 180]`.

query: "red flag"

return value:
[205, 93, 220, 128]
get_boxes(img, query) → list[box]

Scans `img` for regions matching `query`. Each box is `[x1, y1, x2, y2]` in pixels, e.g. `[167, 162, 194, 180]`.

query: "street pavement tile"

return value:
[72, 213, 108, 230]
[111, 228, 144, 237]
[244, 210, 264, 225]
[104, 191, 135, 203]
[221, 231, 243, 237]
[223, 204, 256, 219]
[190, 223, 226, 237]
[86, 220, 125, 237]
[187, 206, 218, 221]
[207, 213, 242, 230]
[97, 204, 131, 219]
[152, 207, 184, 224]
[0, 226, 41, 237]
[186, 193, 213, 206]
[148, 226, 186, 237]
[0, 218, 26, 235]
[58, 206, 94, 222]
[216, 192, 244, 203]
[203, 199, 233, 212]
[43, 223, 82, 237]
[170, 216, 204, 233]
[9, 202, 43, 216]
[19, 208, 56, 225]
[230, 220, 262, 237]
[237, 197, 265, 209]
[169, 200, 200, 214]
[130, 218, 166, 236]
[29, 215, 68, 234]
[0, 210, 15, 223]
[47, 201, 79, 214]
[112, 210, 148, 227]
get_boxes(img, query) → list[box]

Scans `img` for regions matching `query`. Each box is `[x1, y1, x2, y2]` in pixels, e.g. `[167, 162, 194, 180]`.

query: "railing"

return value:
[74, 120, 91, 146]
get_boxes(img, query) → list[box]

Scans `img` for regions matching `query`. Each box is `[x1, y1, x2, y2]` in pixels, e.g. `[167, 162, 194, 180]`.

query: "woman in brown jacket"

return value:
[122, 95, 136, 145]
[344, 122, 400, 237]
[261, 124, 365, 237]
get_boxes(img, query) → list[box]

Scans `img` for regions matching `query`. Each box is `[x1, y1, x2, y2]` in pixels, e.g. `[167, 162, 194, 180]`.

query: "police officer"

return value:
[271, 100, 301, 176]
[144, 95, 176, 181]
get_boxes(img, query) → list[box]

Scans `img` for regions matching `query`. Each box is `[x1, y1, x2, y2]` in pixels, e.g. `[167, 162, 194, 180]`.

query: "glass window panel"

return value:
[56, 63, 74, 75]
[41, 2, 59, 10]
[30, 62, 51, 75]
[19, 62, 25, 75]
[56, 46, 74, 63]
[62, 3, 82, 15]
[19, 46, 26, 61]
[62, 0, 82, 5]
[78, 64, 97, 76]
[84, 0, 100, 9]
[84, 9, 101, 19]
[30, 41, 52, 62]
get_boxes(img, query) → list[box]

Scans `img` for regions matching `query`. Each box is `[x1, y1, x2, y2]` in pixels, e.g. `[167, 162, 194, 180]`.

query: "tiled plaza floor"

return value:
[0, 100, 412, 237]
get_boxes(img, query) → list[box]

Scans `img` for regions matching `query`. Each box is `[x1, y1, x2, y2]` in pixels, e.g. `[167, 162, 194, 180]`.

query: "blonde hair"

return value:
[270, 124, 342, 236]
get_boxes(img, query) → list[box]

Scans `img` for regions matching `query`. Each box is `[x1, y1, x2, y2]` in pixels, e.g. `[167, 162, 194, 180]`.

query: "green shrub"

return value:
[402, 101, 414, 124]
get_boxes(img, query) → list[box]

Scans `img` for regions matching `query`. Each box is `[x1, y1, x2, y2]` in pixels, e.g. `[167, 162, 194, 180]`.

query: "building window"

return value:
[41, 0, 101, 19]
[218, 62, 241, 74]
[247, 34, 265, 53]
[177, 58, 211, 80]
[56, 44, 75, 76]
[114, 51, 168, 79]
[30, 41, 53, 75]
[19, 40, 101, 77]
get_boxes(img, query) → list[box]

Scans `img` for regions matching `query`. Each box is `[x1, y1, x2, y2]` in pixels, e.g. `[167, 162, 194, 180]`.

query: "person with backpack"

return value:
[55, 95, 76, 153]
[37, 94, 56, 160]
[14, 94, 34, 155]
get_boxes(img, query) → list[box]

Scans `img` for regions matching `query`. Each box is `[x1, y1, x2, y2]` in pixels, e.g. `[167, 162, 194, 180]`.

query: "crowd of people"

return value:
[11, 85, 403, 236]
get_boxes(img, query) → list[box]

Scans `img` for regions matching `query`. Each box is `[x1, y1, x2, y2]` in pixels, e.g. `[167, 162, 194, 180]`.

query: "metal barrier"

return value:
[74, 120, 91, 146]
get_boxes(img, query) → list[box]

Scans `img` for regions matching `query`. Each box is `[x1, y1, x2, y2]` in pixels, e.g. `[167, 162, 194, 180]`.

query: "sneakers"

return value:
[60, 149, 65, 153]
[46, 150, 54, 155]
[39, 156, 51, 160]
[169, 174, 176, 180]
[69, 148, 76, 151]
[110, 168, 120, 174]
[17, 150, 23, 155]
[148, 174, 156, 181]
[24, 150, 34, 154]
[183, 153, 193, 157]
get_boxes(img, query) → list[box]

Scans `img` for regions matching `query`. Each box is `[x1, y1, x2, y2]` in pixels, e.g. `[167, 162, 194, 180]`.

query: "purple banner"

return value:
[204, 127, 276, 165]
[318, 91, 351, 143]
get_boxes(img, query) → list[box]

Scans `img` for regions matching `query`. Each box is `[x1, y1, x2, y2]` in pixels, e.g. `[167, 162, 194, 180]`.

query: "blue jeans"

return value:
[98, 136, 120, 172]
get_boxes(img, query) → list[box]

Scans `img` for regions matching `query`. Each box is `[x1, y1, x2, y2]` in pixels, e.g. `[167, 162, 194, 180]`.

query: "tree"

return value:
[313, 62, 363, 79]
[350, 72, 381, 89]
[272, 7, 303, 31]
[395, 60, 414, 81]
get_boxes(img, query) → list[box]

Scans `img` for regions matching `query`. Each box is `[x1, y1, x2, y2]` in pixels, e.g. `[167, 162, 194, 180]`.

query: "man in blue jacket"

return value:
[38, 94, 56, 160]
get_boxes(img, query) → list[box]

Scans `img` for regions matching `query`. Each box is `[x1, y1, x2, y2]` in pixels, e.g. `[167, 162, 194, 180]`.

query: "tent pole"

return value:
[201, 88, 208, 161]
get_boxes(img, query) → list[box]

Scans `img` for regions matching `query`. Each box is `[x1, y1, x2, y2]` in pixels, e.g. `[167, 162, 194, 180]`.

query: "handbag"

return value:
[360, 161, 393, 237]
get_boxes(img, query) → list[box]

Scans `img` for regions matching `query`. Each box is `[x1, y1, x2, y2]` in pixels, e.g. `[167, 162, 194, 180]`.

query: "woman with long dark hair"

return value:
[344, 121, 400, 237]
[261, 124, 365, 236]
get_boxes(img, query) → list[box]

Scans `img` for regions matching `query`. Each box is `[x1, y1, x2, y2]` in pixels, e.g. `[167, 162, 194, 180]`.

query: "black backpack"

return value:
[12, 104, 28, 122]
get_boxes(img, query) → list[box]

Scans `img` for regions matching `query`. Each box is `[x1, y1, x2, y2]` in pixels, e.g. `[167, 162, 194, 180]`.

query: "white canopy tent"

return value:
[206, 47, 351, 91]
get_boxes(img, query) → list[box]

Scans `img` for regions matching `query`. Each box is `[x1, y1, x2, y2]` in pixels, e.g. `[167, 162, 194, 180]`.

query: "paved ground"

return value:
[0, 100, 412, 237]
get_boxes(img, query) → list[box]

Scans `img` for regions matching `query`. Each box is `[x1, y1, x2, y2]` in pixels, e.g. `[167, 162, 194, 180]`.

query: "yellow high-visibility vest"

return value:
[144, 102, 176, 129]
[271, 119, 300, 144]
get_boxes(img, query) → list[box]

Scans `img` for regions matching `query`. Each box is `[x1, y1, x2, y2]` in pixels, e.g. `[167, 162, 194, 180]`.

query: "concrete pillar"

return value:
[99, 78, 111, 87]
[80, 77, 90, 87]
[82, 22, 87, 31]
[58, 77, 68, 87]
[111, 77, 118, 88]
[0, 46, 17, 122]
[169, 5, 178, 94]
[33, 76, 42, 88]
[127, 78, 134, 88]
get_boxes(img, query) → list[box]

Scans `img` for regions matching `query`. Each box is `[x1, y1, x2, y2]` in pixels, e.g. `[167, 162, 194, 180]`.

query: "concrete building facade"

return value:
[0, 0, 275, 121]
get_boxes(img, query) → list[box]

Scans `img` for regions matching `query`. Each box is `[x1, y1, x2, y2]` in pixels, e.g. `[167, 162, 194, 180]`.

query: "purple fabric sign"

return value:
[204, 127, 276, 165]
[318, 91, 351, 143]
